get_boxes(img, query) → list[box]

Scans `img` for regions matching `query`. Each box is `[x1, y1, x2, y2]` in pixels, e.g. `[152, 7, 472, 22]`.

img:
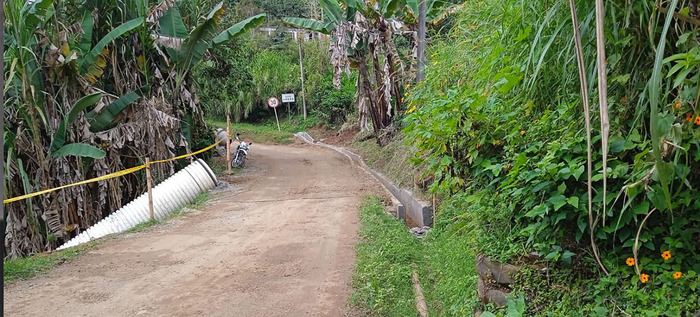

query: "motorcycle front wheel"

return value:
[231, 152, 246, 168]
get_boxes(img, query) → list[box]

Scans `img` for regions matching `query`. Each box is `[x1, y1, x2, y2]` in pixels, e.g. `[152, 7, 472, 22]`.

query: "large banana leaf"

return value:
[52, 143, 106, 159]
[342, 0, 363, 19]
[282, 17, 332, 34]
[50, 92, 102, 152]
[406, 0, 419, 16]
[158, 4, 188, 62]
[380, 0, 402, 17]
[211, 13, 266, 47]
[86, 86, 150, 132]
[22, 0, 54, 30]
[79, 17, 144, 74]
[176, 2, 224, 71]
[320, 0, 344, 25]
[79, 10, 94, 54]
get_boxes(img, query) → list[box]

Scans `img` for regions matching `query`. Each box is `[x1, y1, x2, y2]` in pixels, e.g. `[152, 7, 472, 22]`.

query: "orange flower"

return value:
[662, 250, 672, 261]
[520, 130, 526, 135]
[674, 102, 681, 109]
[621, 97, 628, 103]
[687, 113, 694, 122]
[695, 115, 700, 125]
[626, 257, 635, 266]
[674, 272, 682, 279]
[640, 273, 649, 283]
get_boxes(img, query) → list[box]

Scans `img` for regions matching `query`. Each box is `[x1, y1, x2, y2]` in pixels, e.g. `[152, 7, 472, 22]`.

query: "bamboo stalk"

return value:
[569, 0, 609, 275]
[412, 267, 429, 317]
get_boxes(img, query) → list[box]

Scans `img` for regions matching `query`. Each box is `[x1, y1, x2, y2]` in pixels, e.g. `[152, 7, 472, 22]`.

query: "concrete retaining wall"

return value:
[295, 132, 433, 227]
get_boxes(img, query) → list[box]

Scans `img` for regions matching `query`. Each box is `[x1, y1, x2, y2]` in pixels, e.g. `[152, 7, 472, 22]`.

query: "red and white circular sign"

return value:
[267, 97, 280, 108]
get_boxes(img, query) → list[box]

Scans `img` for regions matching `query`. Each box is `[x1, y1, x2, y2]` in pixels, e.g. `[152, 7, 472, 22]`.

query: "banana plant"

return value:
[83, 3, 265, 136]
[149, 2, 265, 149]
[49, 93, 106, 158]
[155, 2, 266, 83]
[284, 0, 438, 137]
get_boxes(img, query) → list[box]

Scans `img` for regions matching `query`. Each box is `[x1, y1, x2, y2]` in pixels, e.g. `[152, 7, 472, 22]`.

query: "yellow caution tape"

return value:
[3, 141, 220, 204]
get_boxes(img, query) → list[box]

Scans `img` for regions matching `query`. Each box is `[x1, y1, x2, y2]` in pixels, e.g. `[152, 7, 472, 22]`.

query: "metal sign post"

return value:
[268, 97, 281, 131]
[282, 93, 295, 122]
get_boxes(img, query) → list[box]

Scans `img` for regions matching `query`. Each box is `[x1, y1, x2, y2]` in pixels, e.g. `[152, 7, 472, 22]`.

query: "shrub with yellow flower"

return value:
[640, 273, 649, 283]
[674, 102, 681, 109]
[695, 115, 700, 125]
[687, 113, 694, 122]
[626, 257, 635, 266]
[673, 272, 682, 279]
[662, 250, 671, 261]
[405, 105, 417, 115]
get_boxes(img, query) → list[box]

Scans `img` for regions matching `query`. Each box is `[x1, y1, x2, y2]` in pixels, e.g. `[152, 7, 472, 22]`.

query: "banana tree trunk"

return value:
[369, 43, 388, 131]
[358, 56, 381, 139]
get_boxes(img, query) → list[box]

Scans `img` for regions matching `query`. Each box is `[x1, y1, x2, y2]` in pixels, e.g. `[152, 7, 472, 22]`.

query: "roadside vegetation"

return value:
[347, 0, 699, 315]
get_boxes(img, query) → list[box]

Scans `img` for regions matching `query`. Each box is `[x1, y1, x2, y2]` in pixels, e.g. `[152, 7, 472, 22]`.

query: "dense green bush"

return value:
[312, 72, 357, 124]
[193, 40, 255, 120]
[194, 26, 341, 124]
[404, 0, 700, 314]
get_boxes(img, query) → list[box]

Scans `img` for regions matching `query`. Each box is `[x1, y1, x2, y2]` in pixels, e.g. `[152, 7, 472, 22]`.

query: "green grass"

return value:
[419, 226, 481, 316]
[3, 241, 99, 285]
[206, 115, 323, 145]
[351, 196, 421, 316]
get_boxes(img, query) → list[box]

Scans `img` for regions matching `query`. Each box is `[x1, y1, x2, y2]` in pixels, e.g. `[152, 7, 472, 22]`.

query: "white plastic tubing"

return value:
[57, 159, 218, 250]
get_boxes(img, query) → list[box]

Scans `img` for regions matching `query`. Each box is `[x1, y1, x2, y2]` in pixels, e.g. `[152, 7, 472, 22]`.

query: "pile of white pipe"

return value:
[57, 159, 218, 250]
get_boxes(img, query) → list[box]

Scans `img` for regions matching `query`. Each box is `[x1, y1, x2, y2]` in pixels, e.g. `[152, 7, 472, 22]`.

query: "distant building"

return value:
[255, 27, 328, 41]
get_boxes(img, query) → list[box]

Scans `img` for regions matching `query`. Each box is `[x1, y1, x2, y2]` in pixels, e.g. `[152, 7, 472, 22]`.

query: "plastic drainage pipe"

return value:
[57, 159, 218, 250]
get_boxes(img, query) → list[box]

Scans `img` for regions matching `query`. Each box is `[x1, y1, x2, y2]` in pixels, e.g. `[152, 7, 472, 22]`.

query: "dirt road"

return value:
[4, 142, 386, 317]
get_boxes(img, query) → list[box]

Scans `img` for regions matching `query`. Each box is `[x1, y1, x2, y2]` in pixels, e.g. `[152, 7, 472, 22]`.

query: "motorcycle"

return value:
[231, 132, 252, 168]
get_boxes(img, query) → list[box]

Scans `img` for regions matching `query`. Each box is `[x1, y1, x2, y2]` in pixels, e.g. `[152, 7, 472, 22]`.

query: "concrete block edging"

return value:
[295, 132, 433, 227]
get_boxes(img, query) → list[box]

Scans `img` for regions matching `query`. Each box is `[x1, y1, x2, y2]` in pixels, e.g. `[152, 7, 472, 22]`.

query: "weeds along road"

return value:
[4, 142, 387, 317]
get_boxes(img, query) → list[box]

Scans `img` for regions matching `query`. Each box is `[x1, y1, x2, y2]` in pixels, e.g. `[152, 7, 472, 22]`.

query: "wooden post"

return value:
[146, 157, 154, 221]
[273, 107, 281, 131]
[297, 38, 307, 121]
[226, 115, 232, 175]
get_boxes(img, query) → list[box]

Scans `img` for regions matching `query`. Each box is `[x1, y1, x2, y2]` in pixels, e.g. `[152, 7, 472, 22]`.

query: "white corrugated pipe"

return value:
[57, 159, 218, 250]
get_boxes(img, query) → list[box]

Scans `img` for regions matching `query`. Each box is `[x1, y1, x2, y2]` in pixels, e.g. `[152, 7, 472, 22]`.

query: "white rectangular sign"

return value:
[281, 93, 295, 103]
